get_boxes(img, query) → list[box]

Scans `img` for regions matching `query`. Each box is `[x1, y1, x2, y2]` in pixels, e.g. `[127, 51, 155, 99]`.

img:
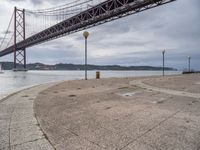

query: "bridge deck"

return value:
[0, 0, 175, 57]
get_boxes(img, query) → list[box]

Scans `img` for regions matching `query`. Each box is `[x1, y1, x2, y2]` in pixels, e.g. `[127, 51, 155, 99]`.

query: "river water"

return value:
[0, 70, 181, 99]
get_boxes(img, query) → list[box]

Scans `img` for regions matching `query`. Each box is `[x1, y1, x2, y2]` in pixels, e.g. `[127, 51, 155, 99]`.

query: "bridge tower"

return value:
[13, 7, 26, 71]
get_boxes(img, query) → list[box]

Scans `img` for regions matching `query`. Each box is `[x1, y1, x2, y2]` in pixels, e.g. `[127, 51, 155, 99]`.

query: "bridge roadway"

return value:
[0, 0, 175, 57]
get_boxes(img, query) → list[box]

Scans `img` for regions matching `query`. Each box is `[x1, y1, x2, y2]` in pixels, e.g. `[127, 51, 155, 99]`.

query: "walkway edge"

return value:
[130, 80, 200, 99]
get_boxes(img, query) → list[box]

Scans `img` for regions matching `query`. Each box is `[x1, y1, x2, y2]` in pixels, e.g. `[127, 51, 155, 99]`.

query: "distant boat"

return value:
[0, 63, 4, 74]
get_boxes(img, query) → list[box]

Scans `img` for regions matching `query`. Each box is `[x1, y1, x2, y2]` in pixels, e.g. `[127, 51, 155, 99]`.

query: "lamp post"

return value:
[162, 50, 165, 76]
[83, 31, 89, 80]
[188, 56, 191, 72]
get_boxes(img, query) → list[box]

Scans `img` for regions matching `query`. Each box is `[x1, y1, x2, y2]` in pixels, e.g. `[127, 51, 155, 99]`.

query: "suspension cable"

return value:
[26, 0, 92, 14]
[6, 33, 14, 49]
[0, 11, 14, 50]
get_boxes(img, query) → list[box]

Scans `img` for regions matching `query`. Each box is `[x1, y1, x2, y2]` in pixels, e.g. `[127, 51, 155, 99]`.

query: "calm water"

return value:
[0, 70, 181, 99]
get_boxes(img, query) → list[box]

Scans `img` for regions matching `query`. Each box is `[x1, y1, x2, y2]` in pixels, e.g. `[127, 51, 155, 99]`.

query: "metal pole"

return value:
[85, 38, 87, 80]
[23, 9, 26, 69]
[162, 50, 165, 76]
[83, 31, 89, 80]
[188, 57, 191, 72]
[14, 7, 17, 70]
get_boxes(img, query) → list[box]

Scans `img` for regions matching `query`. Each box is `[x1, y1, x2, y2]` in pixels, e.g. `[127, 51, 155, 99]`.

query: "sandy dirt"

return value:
[34, 74, 200, 150]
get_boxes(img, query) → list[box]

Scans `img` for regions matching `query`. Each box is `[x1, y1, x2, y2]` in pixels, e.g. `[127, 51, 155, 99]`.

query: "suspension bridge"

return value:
[0, 0, 175, 70]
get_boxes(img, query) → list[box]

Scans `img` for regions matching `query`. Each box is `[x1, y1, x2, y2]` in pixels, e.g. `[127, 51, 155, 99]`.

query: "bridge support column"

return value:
[13, 7, 27, 71]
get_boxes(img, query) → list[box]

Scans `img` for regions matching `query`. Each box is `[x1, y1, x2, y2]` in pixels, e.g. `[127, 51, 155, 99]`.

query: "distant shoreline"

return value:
[1, 70, 180, 71]
[0, 62, 177, 71]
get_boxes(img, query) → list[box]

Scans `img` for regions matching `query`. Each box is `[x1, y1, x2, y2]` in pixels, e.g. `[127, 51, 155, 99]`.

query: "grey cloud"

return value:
[8, 0, 41, 5]
[1, 30, 12, 34]
[8, 0, 25, 1]
[29, 0, 67, 5]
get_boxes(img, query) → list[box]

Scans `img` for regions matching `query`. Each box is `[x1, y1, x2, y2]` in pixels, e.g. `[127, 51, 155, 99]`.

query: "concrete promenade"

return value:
[1, 74, 200, 150]
[0, 83, 56, 150]
[34, 74, 200, 150]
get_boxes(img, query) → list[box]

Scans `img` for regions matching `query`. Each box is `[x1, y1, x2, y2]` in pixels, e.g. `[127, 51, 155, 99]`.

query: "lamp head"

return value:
[83, 31, 89, 39]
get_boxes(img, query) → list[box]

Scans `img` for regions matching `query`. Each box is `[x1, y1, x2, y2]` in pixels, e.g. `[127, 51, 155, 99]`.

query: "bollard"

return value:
[96, 71, 100, 79]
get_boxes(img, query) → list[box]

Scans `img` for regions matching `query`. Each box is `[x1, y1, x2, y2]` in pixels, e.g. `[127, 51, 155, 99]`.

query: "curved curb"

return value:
[34, 110, 56, 150]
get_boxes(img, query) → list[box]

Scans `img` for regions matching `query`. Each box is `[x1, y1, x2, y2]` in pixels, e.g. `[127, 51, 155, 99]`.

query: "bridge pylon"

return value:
[13, 7, 27, 71]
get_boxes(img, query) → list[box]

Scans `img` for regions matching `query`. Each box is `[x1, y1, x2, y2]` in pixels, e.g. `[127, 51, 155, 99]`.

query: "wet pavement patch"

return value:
[105, 107, 112, 110]
[22, 95, 29, 97]
[192, 100, 198, 103]
[69, 94, 76, 97]
[157, 100, 164, 104]
[118, 86, 129, 89]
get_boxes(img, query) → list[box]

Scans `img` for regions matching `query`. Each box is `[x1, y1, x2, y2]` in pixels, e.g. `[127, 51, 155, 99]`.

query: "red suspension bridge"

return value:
[0, 0, 175, 70]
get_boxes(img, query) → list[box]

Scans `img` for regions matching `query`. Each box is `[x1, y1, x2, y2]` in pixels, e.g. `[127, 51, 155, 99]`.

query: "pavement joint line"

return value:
[37, 92, 153, 150]
[61, 115, 136, 150]
[87, 139, 106, 149]
[61, 124, 107, 149]
[120, 110, 181, 150]
[58, 120, 112, 149]
[8, 108, 14, 150]
[10, 137, 45, 148]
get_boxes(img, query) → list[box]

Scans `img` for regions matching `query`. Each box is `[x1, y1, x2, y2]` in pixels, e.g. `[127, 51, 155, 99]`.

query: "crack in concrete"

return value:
[120, 110, 181, 150]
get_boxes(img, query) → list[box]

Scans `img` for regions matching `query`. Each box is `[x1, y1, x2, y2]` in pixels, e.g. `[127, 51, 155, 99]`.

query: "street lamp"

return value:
[83, 31, 89, 80]
[162, 50, 165, 76]
[188, 56, 191, 72]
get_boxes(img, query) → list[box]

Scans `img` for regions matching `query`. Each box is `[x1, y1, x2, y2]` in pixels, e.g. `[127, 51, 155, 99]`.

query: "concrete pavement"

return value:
[34, 75, 200, 150]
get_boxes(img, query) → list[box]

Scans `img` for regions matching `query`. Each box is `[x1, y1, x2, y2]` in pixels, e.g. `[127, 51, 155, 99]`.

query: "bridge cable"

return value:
[0, 11, 14, 50]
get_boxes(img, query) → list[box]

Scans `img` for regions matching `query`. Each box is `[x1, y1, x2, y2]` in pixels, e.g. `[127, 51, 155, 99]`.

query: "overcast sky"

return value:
[0, 0, 199, 70]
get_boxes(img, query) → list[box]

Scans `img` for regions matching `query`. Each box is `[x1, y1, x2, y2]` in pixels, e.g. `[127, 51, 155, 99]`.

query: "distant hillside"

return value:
[0, 62, 177, 71]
